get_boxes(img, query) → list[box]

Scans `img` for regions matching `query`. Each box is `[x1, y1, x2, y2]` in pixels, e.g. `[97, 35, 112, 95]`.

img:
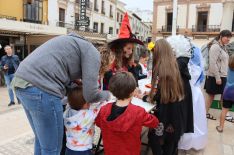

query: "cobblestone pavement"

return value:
[0, 133, 34, 155]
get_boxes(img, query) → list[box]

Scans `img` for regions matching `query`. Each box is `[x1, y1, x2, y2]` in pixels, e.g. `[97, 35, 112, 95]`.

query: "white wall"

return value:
[188, 4, 196, 29]
[141, 24, 150, 41]
[221, 2, 234, 31]
[157, 6, 166, 29]
[177, 4, 187, 29]
[48, 0, 59, 26]
[66, 1, 75, 27]
[91, 0, 116, 36]
[209, 3, 223, 26]
[188, 3, 223, 29]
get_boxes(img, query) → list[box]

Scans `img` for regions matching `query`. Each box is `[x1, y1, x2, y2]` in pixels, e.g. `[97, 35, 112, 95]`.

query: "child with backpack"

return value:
[216, 54, 234, 132]
[204, 30, 232, 120]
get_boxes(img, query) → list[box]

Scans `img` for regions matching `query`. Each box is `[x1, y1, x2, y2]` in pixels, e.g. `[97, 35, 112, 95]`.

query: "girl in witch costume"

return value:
[102, 13, 144, 90]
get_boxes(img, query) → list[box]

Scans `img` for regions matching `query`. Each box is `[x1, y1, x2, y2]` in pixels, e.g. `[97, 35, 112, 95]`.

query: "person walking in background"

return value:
[0, 45, 20, 106]
[216, 54, 234, 132]
[204, 30, 232, 120]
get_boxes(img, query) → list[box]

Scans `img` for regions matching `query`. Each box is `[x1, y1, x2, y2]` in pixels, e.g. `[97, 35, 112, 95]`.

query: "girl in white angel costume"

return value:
[178, 43, 208, 150]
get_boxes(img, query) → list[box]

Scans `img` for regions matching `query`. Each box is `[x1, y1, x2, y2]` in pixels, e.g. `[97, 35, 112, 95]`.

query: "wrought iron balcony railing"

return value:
[192, 25, 220, 32]
[161, 25, 179, 32]
[0, 14, 17, 21]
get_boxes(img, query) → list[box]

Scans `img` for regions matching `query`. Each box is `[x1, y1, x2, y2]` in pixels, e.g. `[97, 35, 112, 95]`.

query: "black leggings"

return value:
[148, 132, 179, 155]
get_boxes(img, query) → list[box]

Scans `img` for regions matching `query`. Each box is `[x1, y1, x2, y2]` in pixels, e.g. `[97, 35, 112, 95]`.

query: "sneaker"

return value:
[8, 102, 15, 106]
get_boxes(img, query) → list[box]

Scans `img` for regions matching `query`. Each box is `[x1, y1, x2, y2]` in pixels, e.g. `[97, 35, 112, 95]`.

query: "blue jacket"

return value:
[0, 55, 20, 75]
[223, 68, 234, 101]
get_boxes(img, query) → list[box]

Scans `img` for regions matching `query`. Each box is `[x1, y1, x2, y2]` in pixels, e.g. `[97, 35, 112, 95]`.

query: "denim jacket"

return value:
[0, 55, 20, 75]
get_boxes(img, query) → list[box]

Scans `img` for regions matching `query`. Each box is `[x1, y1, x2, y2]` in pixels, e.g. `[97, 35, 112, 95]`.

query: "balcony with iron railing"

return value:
[0, 14, 17, 21]
[56, 21, 100, 34]
[56, 21, 74, 29]
[192, 25, 220, 32]
[101, 8, 105, 15]
[57, 21, 108, 39]
[161, 25, 180, 32]
[110, 12, 113, 18]
[191, 25, 221, 39]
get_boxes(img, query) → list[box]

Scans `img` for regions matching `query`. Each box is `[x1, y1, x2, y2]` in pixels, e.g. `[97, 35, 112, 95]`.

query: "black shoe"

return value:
[8, 102, 15, 106]
[17, 98, 21, 104]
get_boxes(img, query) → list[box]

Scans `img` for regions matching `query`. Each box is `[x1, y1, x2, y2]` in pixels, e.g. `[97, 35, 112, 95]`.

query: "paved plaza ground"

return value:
[0, 87, 234, 155]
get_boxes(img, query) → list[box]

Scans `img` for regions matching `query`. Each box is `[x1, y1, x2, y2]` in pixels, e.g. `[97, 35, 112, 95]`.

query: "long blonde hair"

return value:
[150, 39, 184, 104]
[98, 45, 115, 76]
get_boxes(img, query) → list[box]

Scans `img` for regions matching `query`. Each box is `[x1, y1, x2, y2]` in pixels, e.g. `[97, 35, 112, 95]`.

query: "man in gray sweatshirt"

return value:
[13, 33, 110, 155]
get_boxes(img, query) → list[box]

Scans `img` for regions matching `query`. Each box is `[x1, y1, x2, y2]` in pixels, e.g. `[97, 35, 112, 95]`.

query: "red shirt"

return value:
[95, 103, 159, 155]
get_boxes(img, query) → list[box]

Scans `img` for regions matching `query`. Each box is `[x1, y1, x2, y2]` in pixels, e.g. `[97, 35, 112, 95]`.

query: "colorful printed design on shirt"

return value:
[72, 125, 82, 131]
[64, 102, 105, 151]
[71, 140, 88, 147]
[87, 129, 93, 136]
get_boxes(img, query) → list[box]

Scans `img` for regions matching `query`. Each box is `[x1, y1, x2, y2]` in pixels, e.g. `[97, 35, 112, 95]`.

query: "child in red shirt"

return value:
[95, 72, 159, 155]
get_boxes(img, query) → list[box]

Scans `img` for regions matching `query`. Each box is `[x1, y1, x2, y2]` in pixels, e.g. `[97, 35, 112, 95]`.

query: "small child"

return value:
[216, 54, 234, 132]
[138, 52, 149, 77]
[135, 52, 149, 80]
[95, 72, 159, 155]
[64, 86, 102, 155]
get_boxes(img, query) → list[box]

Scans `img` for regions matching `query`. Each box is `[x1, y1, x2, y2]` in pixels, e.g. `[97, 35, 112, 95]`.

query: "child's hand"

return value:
[74, 79, 82, 86]
[216, 79, 222, 85]
[133, 88, 143, 99]
[144, 91, 150, 96]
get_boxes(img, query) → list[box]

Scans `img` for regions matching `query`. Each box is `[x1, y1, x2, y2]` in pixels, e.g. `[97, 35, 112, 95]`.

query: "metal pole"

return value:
[172, 0, 178, 36]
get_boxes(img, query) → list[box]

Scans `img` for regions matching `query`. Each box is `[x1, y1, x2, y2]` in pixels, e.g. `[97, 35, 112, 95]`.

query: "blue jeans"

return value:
[4, 74, 15, 102]
[15, 86, 63, 155]
[65, 148, 93, 155]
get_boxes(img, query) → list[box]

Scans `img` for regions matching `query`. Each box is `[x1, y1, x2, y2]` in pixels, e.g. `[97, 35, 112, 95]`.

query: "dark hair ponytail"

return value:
[208, 30, 232, 48]
[215, 29, 232, 41]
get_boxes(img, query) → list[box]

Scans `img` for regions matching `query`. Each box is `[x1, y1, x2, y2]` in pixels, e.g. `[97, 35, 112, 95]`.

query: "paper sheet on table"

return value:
[138, 78, 151, 93]
[109, 97, 155, 113]
[131, 97, 155, 112]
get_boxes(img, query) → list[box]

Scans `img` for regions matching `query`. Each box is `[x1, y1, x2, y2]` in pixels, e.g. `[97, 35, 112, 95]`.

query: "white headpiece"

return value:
[166, 35, 193, 58]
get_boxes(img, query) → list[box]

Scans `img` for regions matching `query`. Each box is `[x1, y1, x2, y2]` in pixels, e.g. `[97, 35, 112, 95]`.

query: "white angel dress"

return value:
[178, 62, 208, 150]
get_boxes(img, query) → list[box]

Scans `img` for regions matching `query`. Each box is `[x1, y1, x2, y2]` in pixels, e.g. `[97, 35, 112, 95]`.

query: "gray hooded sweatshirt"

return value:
[15, 33, 109, 103]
